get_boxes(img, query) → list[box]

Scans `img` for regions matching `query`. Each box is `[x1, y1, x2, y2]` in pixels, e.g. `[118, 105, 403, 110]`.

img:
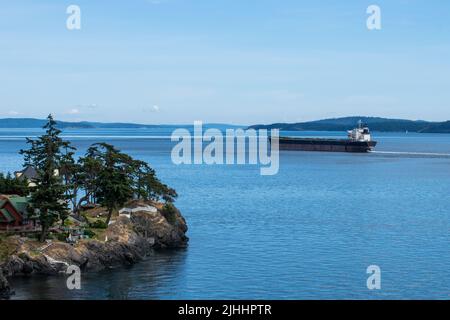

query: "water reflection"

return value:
[10, 249, 188, 300]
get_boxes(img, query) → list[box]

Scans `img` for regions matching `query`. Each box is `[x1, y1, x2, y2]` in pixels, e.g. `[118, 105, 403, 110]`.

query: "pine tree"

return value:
[87, 143, 133, 225]
[20, 115, 70, 241]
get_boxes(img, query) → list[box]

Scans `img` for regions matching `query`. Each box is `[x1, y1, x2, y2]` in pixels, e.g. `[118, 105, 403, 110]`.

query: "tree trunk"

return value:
[74, 194, 90, 217]
[70, 186, 78, 211]
[105, 208, 113, 225]
[40, 225, 48, 242]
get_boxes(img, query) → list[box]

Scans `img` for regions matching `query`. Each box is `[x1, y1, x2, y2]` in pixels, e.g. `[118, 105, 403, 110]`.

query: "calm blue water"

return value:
[2, 128, 450, 299]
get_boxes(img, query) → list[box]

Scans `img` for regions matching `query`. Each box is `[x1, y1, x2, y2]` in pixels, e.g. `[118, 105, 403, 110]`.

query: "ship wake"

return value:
[370, 150, 450, 158]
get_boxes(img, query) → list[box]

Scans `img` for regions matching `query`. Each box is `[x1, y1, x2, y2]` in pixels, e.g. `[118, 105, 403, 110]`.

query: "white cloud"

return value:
[66, 108, 80, 115]
[7, 110, 21, 116]
[143, 105, 160, 113]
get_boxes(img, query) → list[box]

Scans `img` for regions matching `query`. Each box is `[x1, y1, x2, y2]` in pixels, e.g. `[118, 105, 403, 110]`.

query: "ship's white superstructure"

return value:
[347, 120, 372, 142]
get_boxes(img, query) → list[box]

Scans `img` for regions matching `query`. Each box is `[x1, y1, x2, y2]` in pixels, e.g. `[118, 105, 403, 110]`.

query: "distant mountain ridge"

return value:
[2, 117, 450, 133]
[248, 116, 450, 133]
[0, 118, 243, 129]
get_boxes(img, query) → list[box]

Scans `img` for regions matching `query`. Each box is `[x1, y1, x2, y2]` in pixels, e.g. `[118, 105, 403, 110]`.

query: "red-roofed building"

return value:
[0, 195, 36, 231]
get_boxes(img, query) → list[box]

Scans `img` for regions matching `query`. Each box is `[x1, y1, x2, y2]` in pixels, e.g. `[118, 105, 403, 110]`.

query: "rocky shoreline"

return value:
[0, 201, 188, 299]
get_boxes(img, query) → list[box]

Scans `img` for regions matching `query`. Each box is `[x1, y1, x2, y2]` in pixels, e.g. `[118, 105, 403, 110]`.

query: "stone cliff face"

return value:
[0, 201, 188, 298]
[0, 270, 11, 299]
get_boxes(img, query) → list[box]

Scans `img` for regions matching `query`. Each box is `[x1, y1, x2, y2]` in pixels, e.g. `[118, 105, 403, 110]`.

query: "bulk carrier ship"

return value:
[273, 121, 377, 153]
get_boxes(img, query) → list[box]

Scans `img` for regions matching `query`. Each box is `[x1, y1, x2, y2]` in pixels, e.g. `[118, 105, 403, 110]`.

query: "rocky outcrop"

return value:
[130, 203, 188, 248]
[0, 201, 188, 299]
[0, 268, 12, 299]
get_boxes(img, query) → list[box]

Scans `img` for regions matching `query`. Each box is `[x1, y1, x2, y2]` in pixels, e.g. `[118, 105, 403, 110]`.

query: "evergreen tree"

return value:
[141, 169, 177, 203]
[77, 153, 102, 208]
[0, 172, 30, 196]
[126, 158, 178, 203]
[60, 142, 83, 216]
[87, 143, 133, 225]
[20, 115, 70, 241]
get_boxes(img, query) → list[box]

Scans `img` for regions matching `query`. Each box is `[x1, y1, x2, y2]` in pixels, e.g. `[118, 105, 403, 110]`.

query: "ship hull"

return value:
[274, 137, 377, 153]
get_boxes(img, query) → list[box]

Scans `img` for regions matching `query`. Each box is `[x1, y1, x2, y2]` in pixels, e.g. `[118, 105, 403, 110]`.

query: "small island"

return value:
[0, 115, 188, 299]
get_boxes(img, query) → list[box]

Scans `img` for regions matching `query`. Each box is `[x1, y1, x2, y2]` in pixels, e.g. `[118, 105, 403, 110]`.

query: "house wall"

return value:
[0, 201, 23, 227]
[5, 202, 22, 226]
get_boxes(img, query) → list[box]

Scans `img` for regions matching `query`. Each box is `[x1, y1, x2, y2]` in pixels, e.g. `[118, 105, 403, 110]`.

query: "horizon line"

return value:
[0, 115, 449, 127]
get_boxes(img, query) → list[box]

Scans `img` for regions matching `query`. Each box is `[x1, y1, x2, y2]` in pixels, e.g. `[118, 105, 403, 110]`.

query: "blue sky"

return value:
[0, 0, 449, 124]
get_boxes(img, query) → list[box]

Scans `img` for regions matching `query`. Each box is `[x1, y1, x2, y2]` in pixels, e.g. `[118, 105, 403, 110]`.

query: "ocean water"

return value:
[2, 128, 450, 299]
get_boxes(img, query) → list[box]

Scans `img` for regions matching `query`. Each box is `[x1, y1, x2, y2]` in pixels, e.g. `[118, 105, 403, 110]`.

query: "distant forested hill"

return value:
[0, 118, 243, 130]
[248, 116, 450, 133]
[1, 117, 449, 132]
[0, 118, 167, 129]
[0, 118, 93, 128]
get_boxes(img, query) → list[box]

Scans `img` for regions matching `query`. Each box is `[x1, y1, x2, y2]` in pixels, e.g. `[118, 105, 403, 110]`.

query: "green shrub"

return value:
[83, 229, 96, 238]
[161, 202, 177, 225]
[18, 252, 28, 260]
[47, 233, 56, 240]
[90, 220, 108, 229]
[55, 233, 68, 242]
[26, 233, 40, 240]
[64, 219, 74, 227]
[0, 240, 12, 263]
